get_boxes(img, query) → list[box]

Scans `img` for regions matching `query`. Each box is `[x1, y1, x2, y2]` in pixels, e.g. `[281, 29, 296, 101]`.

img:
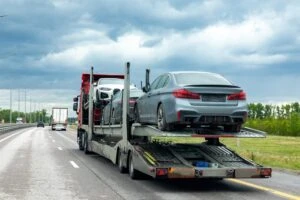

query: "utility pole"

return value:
[25, 89, 27, 123]
[29, 97, 32, 123]
[34, 102, 36, 122]
[18, 89, 20, 117]
[10, 89, 12, 124]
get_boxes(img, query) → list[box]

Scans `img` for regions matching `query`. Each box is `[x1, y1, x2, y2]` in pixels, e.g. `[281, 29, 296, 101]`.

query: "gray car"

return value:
[134, 71, 248, 132]
[102, 89, 144, 124]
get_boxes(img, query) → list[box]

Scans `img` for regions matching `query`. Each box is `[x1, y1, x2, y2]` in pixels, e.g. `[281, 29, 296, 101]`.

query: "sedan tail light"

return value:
[227, 91, 246, 100]
[173, 89, 200, 99]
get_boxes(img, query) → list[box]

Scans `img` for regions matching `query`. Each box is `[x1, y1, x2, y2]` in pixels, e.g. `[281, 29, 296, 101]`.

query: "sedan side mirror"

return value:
[142, 86, 148, 93]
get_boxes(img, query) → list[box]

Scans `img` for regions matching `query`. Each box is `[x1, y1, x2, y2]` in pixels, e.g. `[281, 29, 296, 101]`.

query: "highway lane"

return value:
[0, 127, 299, 200]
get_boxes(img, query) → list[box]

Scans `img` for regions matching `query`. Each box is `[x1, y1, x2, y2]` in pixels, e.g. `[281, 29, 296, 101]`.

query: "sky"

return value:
[0, 0, 299, 118]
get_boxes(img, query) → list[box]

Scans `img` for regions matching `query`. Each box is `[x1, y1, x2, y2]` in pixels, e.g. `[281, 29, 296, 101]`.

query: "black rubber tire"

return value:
[128, 152, 141, 179]
[78, 131, 84, 151]
[117, 150, 127, 173]
[83, 132, 90, 154]
[157, 104, 173, 131]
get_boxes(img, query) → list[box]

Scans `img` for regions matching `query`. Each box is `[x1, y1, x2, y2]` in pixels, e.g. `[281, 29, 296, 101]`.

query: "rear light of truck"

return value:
[260, 168, 272, 177]
[173, 89, 200, 99]
[227, 91, 246, 100]
[156, 168, 168, 176]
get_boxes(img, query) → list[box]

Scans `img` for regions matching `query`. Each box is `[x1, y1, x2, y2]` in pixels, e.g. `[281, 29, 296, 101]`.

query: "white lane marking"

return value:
[0, 132, 21, 143]
[52, 140, 55, 143]
[57, 147, 63, 151]
[70, 161, 79, 168]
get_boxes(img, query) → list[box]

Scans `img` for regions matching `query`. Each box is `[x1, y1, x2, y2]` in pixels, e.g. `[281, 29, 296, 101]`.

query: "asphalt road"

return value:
[0, 127, 299, 200]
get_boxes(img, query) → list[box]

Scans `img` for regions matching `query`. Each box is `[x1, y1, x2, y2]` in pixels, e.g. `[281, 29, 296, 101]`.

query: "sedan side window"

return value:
[156, 75, 169, 89]
[150, 76, 162, 91]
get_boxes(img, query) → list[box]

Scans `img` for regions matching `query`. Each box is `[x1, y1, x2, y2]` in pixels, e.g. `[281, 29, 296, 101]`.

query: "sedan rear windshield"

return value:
[174, 72, 232, 86]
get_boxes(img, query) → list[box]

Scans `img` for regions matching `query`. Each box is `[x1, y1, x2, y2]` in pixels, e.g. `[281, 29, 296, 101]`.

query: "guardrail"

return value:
[0, 123, 37, 134]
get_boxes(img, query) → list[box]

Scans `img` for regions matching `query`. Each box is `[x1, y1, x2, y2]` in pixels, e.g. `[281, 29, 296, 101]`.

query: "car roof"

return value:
[169, 71, 219, 76]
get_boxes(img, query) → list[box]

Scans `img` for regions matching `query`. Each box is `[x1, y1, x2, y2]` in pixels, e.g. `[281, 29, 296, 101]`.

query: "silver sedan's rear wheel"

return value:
[157, 104, 168, 131]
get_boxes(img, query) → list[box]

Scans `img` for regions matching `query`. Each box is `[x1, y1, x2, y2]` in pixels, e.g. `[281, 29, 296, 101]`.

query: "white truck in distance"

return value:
[51, 108, 68, 131]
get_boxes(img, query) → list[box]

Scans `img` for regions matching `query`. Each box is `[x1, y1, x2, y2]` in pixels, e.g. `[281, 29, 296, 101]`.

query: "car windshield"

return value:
[99, 78, 123, 85]
[174, 72, 232, 86]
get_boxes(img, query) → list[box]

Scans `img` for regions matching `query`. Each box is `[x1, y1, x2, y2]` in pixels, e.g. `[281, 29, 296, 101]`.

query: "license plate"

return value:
[202, 94, 226, 102]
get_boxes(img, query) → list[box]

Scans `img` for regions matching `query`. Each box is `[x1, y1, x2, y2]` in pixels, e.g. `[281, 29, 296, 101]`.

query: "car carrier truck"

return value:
[51, 107, 68, 131]
[72, 63, 272, 179]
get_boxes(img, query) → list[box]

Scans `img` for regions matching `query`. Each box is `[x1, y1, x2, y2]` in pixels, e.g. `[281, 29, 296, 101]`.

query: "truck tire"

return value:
[78, 131, 84, 151]
[117, 149, 127, 173]
[128, 152, 142, 179]
[84, 132, 90, 154]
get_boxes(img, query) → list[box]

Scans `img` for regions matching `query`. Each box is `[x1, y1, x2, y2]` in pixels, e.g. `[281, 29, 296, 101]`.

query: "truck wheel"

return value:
[128, 152, 141, 179]
[117, 150, 127, 173]
[84, 132, 90, 154]
[78, 131, 84, 151]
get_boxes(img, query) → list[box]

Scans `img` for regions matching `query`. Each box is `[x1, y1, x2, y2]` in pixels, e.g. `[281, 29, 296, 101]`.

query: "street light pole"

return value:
[25, 89, 27, 123]
[30, 97, 32, 123]
[10, 89, 12, 124]
[18, 89, 20, 117]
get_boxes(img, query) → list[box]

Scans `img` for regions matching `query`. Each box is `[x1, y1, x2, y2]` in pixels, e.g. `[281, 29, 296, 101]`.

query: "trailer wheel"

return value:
[117, 149, 127, 173]
[83, 132, 90, 154]
[128, 152, 142, 179]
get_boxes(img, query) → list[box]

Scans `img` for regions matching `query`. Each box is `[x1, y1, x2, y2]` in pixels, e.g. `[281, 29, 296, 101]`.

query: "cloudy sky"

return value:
[0, 0, 299, 117]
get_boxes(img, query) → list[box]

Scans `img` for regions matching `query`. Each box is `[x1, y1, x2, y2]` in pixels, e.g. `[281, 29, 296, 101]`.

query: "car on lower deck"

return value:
[102, 89, 144, 124]
[134, 71, 248, 132]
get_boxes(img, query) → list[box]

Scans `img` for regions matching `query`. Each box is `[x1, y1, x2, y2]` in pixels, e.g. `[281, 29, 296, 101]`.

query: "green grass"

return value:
[153, 136, 300, 171]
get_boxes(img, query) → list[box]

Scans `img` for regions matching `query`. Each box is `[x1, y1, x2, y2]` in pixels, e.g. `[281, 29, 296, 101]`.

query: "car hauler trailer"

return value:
[73, 63, 272, 179]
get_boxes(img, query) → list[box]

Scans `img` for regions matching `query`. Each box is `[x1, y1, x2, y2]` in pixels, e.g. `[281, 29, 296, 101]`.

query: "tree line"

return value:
[0, 108, 48, 124]
[247, 102, 300, 136]
[1, 103, 300, 136]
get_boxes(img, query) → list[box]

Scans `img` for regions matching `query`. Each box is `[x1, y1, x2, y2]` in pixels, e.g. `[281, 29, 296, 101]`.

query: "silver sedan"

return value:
[134, 71, 248, 132]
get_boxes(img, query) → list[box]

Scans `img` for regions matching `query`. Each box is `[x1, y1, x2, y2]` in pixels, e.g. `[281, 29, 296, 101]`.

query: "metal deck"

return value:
[132, 124, 266, 138]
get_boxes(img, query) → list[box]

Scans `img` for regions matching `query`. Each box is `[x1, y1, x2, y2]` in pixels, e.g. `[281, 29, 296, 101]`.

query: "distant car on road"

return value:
[102, 89, 144, 124]
[37, 121, 45, 128]
[54, 124, 65, 131]
[134, 71, 248, 132]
